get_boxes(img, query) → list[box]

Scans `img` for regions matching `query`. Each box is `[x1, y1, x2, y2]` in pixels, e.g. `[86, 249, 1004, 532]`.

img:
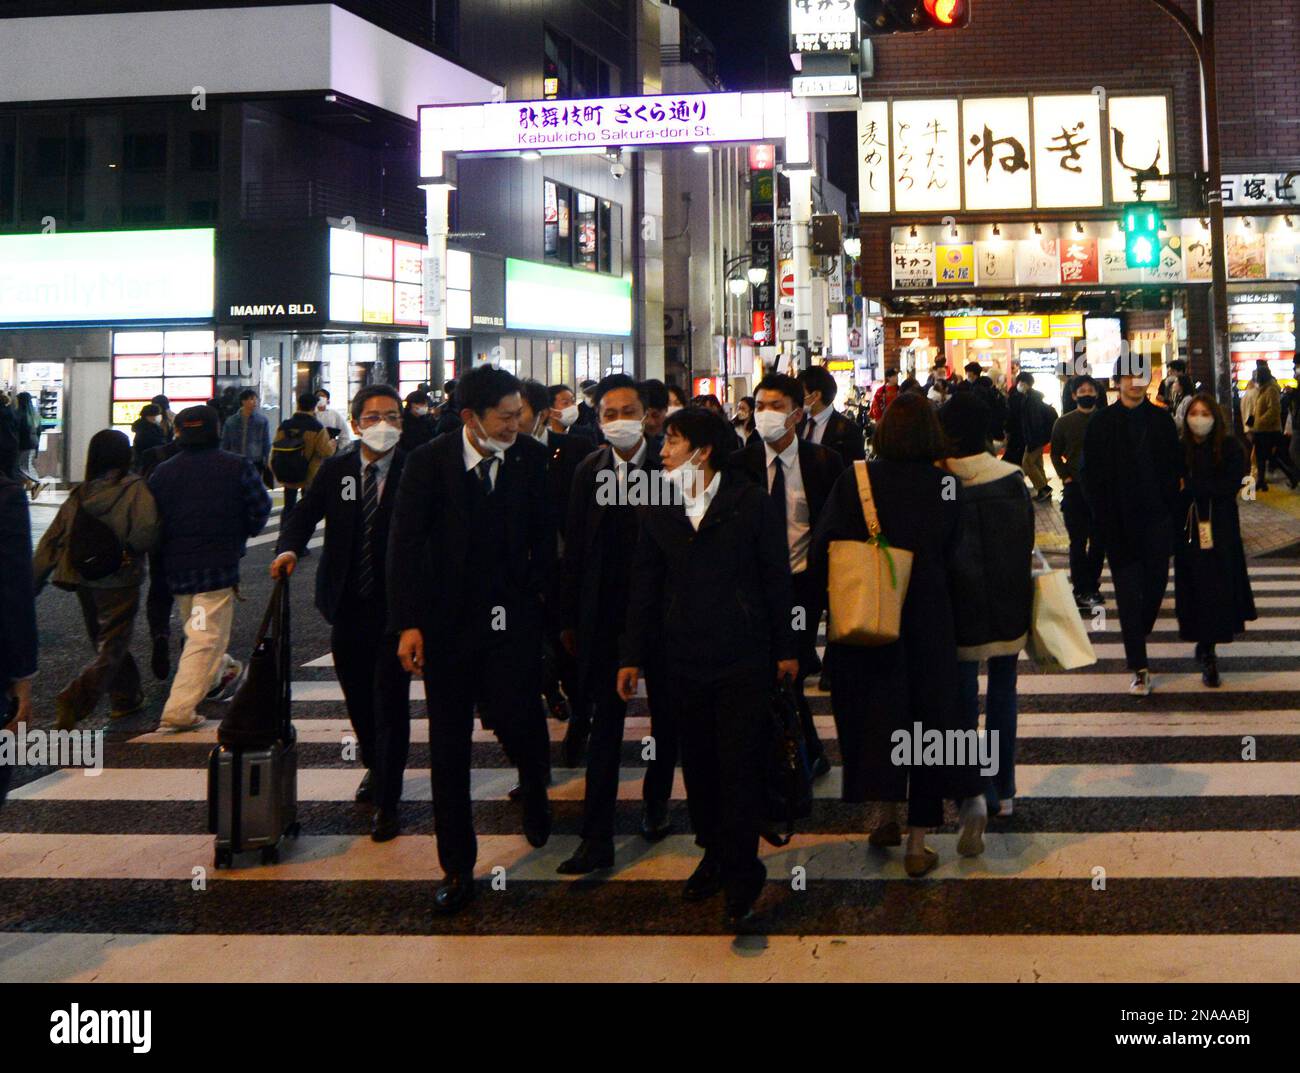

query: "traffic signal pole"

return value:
[1147, 0, 1232, 410]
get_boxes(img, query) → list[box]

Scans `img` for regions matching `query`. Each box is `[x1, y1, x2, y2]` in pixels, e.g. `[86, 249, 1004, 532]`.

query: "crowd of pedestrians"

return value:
[0, 351, 1277, 923]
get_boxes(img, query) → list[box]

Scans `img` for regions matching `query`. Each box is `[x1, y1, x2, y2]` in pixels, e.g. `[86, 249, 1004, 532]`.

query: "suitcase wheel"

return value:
[287, 822, 301, 838]
[261, 845, 280, 865]
[214, 848, 231, 869]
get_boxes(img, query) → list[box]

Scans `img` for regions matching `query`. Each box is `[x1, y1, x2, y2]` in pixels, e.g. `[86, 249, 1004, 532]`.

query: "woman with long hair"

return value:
[13, 391, 42, 497]
[1175, 395, 1257, 687]
[810, 393, 983, 877]
[33, 429, 160, 728]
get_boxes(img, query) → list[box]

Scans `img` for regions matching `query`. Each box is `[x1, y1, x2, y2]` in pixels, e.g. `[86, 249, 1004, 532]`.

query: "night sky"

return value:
[671, 0, 859, 200]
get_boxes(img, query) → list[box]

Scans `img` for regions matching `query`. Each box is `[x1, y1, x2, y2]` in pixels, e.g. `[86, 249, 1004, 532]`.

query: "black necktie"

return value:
[475, 456, 495, 494]
[770, 456, 788, 530]
[356, 461, 379, 598]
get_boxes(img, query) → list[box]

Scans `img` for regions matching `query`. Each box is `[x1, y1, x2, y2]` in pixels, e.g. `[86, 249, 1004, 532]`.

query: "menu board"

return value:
[110, 329, 215, 433]
[329, 226, 429, 326]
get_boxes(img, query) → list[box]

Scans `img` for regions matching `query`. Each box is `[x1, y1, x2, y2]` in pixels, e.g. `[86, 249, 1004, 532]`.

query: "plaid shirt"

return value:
[166, 459, 272, 594]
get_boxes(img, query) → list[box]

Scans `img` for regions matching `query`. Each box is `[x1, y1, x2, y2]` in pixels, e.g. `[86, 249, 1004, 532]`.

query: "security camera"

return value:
[610, 161, 626, 180]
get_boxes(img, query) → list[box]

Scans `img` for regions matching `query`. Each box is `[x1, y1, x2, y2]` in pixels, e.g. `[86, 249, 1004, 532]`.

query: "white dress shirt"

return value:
[805, 404, 834, 444]
[765, 436, 812, 574]
[317, 405, 351, 446]
[462, 425, 503, 491]
[613, 437, 648, 479]
[685, 470, 721, 530]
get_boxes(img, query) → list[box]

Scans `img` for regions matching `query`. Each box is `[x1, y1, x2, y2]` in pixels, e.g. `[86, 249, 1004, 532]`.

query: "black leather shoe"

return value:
[810, 753, 831, 779]
[354, 771, 374, 805]
[521, 785, 552, 848]
[370, 808, 400, 843]
[433, 873, 476, 915]
[547, 694, 571, 723]
[682, 855, 724, 901]
[557, 837, 615, 875]
[640, 799, 672, 842]
[151, 635, 170, 680]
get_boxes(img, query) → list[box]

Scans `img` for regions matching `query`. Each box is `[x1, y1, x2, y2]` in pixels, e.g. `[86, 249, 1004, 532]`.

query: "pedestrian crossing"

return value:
[2, 557, 1299, 983]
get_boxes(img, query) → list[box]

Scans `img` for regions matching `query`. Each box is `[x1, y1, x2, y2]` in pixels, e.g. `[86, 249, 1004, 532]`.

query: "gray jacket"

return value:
[33, 473, 159, 590]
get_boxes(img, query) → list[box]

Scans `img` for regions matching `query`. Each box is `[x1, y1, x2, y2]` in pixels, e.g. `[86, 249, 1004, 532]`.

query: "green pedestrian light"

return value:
[1123, 204, 1163, 269]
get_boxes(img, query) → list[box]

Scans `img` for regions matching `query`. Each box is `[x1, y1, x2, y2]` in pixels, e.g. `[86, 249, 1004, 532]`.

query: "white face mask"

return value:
[602, 419, 644, 451]
[664, 449, 704, 500]
[928, 387, 944, 403]
[556, 404, 580, 428]
[1187, 414, 1215, 438]
[359, 423, 400, 455]
[412, 406, 429, 417]
[1017, 382, 1029, 394]
[754, 410, 792, 444]
[149, 414, 163, 425]
[316, 399, 328, 411]
[474, 416, 514, 455]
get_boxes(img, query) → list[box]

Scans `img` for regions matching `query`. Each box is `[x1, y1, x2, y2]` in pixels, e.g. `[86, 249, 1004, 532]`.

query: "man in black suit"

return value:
[798, 365, 866, 466]
[519, 378, 594, 727]
[388, 365, 554, 914]
[556, 375, 679, 874]
[618, 408, 798, 927]
[272, 385, 411, 842]
[735, 373, 844, 777]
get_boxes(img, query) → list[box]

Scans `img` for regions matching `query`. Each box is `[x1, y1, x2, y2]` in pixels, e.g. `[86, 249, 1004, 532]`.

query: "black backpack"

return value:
[67, 484, 130, 581]
[270, 423, 310, 485]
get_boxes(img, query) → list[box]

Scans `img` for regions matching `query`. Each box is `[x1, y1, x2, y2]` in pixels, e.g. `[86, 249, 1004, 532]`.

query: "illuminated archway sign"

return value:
[419, 90, 807, 177]
[417, 89, 812, 363]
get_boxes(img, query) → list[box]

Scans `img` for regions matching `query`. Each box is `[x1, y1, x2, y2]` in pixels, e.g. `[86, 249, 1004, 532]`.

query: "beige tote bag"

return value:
[1026, 549, 1098, 671]
[827, 461, 914, 646]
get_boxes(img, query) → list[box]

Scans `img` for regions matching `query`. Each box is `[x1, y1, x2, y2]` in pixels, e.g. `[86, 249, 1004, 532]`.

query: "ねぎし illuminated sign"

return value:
[506, 259, 632, 337]
[0, 228, 215, 324]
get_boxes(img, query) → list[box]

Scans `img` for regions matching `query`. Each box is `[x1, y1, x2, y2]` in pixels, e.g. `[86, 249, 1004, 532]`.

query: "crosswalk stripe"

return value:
[282, 670, 1300, 704]
[127, 709, 1300, 745]
[11, 762, 1297, 802]
[4, 831, 1299, 881]
[3, 932, 1298, 983]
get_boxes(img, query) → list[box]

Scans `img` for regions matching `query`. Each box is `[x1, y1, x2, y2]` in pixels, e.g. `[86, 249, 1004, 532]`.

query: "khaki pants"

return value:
[161, 588, 236, 727]
[61, 586, 142, 719]
[1021, 445, 1049, 494]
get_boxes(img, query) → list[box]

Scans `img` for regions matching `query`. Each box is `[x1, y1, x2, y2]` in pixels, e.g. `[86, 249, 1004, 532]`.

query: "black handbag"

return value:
[761, 681, 814, 848]
[217, 578, 292, 749]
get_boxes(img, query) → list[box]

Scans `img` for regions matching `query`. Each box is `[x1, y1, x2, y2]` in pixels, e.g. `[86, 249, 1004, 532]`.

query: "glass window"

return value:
[532, 338, 548, 382]
[575, 192, 597, 271]
[189, 129, 219, 171]
[543, 28, 570, 100]
[598, 201, 612, 273]
[123, 132, 167, 171]
[544, 180, 559, 260]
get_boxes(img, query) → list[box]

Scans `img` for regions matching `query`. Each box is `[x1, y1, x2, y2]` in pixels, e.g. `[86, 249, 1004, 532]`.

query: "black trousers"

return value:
[330, 595, 411, 813]
[1109, 525, 1172, 671]
[1061, 483, 1105, 598]
[670, 668, 767, 900]
[145, 551, 172, 641]
[790, 569, 825, 762]
[425, 636, 550, 875]
[283, 486, 300, 516]
[580, 651, 678, 841]
[1254, 431, 1299, 487]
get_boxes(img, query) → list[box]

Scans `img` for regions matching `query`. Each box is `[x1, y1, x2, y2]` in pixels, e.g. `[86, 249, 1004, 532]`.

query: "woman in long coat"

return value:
[1175, 394, 1257, 687]
[810, 394, 983, 878]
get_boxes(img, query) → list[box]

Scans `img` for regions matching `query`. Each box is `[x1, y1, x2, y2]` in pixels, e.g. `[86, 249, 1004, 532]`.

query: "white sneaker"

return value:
[956, 795, 987, 858]
[205, 657, 244, 701]
[997, 798, 1014, 818]
[1129, 669, 1152, 697]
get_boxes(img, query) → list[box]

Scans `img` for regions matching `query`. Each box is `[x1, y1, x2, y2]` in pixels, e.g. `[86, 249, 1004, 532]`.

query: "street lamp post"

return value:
[1146, 0, 1231, 409]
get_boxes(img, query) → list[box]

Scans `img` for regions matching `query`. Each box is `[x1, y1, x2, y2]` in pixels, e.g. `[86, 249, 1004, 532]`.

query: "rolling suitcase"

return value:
[208, 578, 300, 867]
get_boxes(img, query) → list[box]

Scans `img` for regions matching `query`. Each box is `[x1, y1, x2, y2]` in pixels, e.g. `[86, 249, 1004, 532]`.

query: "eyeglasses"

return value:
[357, 412, 401, 428]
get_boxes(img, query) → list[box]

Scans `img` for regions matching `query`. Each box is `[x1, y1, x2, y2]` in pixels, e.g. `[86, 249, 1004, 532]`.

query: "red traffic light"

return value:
[923, 0, 967, 26]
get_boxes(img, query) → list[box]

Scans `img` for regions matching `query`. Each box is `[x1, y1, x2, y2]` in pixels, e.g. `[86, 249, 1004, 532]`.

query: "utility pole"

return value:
[1146, 0, 1231, 409]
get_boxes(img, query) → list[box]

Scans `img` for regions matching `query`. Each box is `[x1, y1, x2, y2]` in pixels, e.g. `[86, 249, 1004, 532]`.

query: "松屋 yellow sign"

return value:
[944, 313, 1084, 341]
[935, 243, 975, 284]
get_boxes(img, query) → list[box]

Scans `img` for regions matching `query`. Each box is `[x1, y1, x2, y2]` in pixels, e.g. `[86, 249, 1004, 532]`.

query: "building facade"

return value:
[855, 0, 1299, 414]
